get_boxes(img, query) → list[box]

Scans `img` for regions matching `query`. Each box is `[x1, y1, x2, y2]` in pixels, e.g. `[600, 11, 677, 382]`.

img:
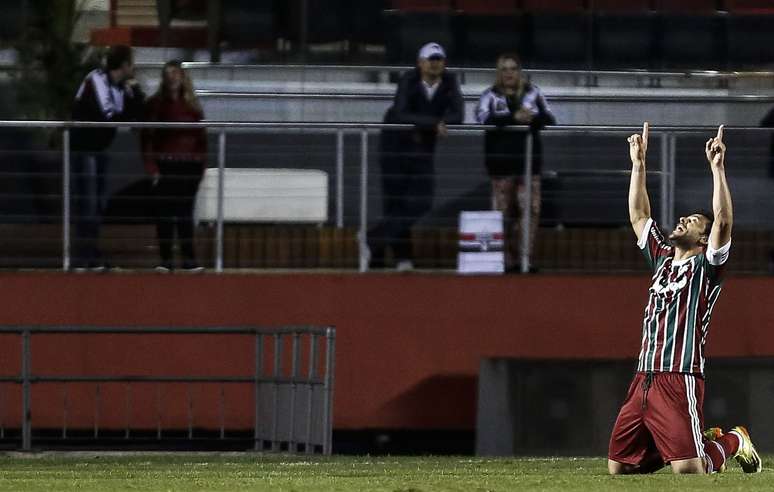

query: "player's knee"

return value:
[670, 459, 706, 474]
[607, 460, 627, 475]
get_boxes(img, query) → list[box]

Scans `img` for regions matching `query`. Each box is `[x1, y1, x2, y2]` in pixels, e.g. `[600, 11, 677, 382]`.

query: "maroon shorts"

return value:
[608, 371, 705, 464]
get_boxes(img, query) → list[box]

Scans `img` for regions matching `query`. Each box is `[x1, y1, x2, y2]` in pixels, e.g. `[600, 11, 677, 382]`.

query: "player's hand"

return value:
[705, 125, 726, 168]
[436, 121, 448, 138]
[628, 122, 648, 166]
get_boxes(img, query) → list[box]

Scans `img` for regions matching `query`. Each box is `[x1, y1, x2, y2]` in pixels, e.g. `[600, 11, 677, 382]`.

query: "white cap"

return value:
[418, 42, 446, 60]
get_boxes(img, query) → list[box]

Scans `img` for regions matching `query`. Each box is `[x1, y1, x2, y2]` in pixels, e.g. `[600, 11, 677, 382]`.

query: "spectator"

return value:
[475, 53, 555, 273]
[71, 45, 145, 270]
[369, 42, 464, 271]
[141, 61, 207, 273]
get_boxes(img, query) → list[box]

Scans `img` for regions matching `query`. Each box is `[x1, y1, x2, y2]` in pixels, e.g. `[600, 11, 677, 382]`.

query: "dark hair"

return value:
[106, 45, 134, 71]
[692, 210, 714, 237]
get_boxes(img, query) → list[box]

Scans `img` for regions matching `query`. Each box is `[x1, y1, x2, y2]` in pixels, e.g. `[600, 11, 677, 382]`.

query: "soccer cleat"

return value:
[731, 426, 762, 473]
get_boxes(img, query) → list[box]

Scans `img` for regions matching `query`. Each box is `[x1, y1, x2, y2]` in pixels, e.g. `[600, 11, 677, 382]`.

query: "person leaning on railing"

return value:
[141, 61, 207, 273]
[71, 45, 146, 271]
[475, 52, 555, 273]
[368, 42, 464, 272]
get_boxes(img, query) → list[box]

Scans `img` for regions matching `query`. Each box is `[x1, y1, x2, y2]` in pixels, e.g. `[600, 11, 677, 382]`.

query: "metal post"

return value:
[62, 385, 68, 438]
[21, 330, 31, 451]
[358, 130, 369, 272]
[254, 333, 263, 451]
[187, 384, 193, 439]
[305, 333, 318, 454]
[94, 383, 100, 438]
[125, 383, 131, 439]
[216, 131, 226, 272]
[156, 384, 162, 440]
[271, 333, 281, 451]
[322, 327, 336, 455]
[660, 132, 669, 227]
[62, 128, 71, 271]
[336, 130, 344, 228]
[289, 332, 300, 451]
[520, 133, 534, 274]
[668, 134, 677, 228]
[219, 385, 225, 439]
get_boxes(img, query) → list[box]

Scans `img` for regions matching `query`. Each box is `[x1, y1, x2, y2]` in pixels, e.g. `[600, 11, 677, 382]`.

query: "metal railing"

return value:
[194, 91, 774, 104]
[0, 120, 768, 273]
[0, 325, 336, 453]
[136, 62, 774, 88]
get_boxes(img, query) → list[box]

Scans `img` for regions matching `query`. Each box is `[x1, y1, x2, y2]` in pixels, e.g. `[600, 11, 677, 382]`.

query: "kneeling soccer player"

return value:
[607, 123, 761, 475]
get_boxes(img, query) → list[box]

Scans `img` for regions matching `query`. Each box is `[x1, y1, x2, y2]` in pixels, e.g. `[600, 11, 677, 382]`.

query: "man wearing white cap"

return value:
[369, 42, 464, 271]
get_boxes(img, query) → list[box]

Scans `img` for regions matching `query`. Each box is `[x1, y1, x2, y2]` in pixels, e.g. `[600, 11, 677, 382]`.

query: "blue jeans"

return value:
[72, 152, 108, 266]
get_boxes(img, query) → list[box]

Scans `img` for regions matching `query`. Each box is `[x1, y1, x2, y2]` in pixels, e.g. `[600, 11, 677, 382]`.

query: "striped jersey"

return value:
[637, 219, 730, 375]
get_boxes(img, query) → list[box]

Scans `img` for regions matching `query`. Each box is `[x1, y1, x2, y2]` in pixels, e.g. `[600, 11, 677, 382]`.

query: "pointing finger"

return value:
[716, 124, 724, 142]
[642, 122, 649, 147]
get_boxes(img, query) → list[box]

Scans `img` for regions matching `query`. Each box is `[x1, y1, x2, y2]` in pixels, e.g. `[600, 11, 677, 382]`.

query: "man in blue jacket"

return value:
[370, 42, 464, 271]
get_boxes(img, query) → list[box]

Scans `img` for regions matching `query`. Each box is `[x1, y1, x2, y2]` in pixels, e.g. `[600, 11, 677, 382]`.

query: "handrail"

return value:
[135, 62, 774, 81]
[0, 325, 332, 335]
[0, 121, 771, 132]
[194, 91, 774, 104]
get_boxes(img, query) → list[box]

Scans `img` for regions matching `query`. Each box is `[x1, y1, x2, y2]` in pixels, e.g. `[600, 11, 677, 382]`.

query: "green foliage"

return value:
[0, 454, 771, 491]
[13, 0, 102, 121]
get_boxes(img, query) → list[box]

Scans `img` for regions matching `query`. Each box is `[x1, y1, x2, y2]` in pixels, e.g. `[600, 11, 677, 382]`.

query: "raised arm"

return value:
[705, 125, 733, 248]
[628, 122, 651, 241]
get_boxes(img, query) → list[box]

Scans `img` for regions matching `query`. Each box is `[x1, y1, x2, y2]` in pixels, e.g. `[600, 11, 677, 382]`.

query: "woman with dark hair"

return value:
[142, 61, 207, 272]
[475, 53, 555, 272]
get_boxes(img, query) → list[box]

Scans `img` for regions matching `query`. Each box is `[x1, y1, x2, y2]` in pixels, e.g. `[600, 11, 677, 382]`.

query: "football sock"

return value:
[703, 433, 741, 472]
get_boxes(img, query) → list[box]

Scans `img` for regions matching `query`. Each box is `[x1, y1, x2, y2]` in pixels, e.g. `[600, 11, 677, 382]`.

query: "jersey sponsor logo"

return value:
[651, 261, 692, 297]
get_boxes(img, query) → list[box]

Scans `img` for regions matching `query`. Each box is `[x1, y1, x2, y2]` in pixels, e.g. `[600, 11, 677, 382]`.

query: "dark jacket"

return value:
[382, 68, 464, 155]
[475, 82, 555, 177]
[71, 69, 146, 152]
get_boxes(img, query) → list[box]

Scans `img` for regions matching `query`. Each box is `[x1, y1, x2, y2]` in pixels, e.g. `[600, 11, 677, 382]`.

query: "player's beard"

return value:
[669, 230, 700, 250]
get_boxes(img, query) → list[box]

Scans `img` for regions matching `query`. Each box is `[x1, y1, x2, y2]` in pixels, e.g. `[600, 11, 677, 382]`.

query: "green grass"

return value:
[0, 453, 771, 491]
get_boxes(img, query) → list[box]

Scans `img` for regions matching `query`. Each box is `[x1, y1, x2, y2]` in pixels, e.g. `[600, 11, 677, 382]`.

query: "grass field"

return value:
[0, 453, 771, 491]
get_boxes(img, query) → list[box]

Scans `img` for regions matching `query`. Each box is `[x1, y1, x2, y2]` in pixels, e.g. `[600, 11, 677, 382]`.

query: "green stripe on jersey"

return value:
[681, 262, 703, 372]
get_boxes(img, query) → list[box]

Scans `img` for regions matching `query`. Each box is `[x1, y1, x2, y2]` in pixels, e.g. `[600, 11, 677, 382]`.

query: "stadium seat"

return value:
[454, 0, 525, 66]
[592, 0, 655, 69]
[391, 0, 451, 12]
[220, 0, 277, 48]
[725, 0, 774, 14]
[0, 0, 24, 40]
[726, 13, 774, 68]
[385, 0, 455, 63]
[283, 0, 348, 46]
[654, 0, 718, 13]
[655, 0, 725, 70]
[347, 0, 388, 47]
[522, 0, 591, 69]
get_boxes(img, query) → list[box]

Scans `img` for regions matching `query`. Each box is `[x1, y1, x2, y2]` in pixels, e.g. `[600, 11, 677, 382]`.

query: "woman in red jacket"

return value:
[142, 61, 207, 272]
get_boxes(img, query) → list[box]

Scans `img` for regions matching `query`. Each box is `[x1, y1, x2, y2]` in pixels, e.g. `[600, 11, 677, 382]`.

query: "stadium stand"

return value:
[89, 1, 774, 69]
[453, 0, 525, 66]
[592, 0, 655, 69]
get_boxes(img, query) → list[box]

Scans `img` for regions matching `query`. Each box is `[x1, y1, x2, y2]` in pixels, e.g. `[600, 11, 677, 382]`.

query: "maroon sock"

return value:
[703, 440, 725, 472]
[703, 434, 740, 472]
[718, 433, 741, 456]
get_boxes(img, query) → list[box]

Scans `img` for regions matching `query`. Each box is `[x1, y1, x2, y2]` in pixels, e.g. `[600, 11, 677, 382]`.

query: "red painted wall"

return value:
[0, 273, 771, 431]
